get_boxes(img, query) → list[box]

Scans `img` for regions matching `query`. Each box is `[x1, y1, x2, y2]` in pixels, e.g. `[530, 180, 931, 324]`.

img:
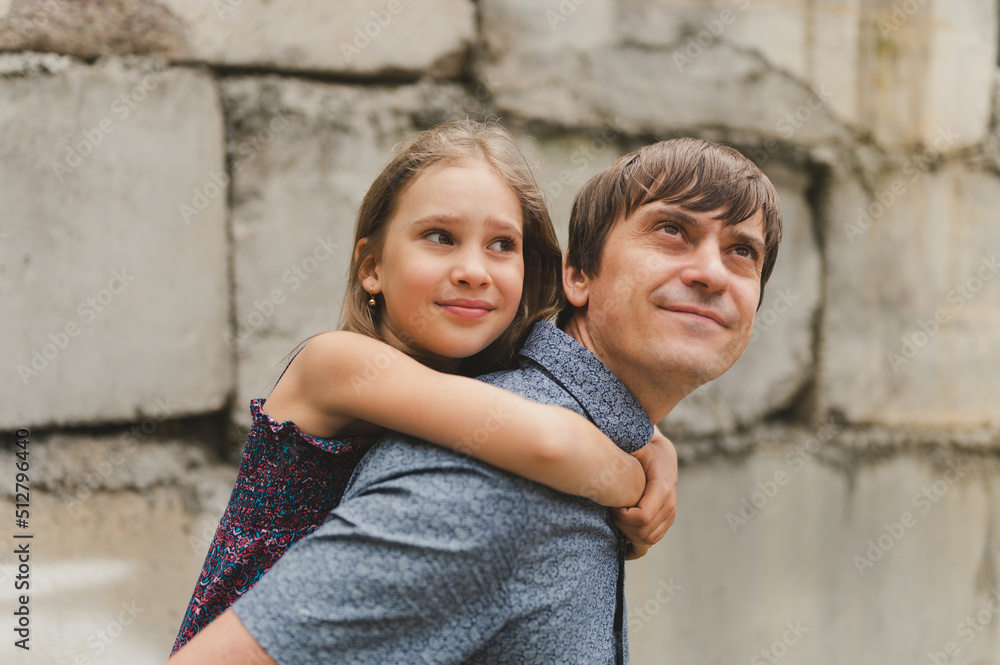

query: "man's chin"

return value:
[674, 342, 746, 384]
[669, 330, 749, 371]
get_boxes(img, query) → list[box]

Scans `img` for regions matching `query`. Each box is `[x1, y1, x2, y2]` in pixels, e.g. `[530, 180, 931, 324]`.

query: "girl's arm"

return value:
[614, 428, 678, 559]
[263, 331, 645, 507]
[166, 610, 274, 665]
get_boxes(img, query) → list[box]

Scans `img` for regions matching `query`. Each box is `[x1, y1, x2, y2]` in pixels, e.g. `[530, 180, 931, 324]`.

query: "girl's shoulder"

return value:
[289, 329, 357, 364]
[266, 330, 398, 440]
[288, 330, 407, 384]
[248, 398, 375, 455]
[298, 330, 400, 360]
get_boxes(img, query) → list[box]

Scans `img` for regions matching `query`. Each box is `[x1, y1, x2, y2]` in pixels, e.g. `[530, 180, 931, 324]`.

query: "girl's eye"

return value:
[488, 237, 517, 252]
[424, 230, 453, 245]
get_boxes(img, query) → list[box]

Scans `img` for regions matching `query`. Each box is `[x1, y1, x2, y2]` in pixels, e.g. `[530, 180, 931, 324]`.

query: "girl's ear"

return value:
[355, 238, 381, 294]
[562, 254, 590, 308]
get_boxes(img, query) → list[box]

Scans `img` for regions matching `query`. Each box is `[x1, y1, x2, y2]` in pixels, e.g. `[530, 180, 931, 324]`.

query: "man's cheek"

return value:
[608, 270, 636, 302]
[741, 285, 761, 335]
[729, 306, 756, 358]
[589, 280, 628, 321]
[741, 312, 756, 347]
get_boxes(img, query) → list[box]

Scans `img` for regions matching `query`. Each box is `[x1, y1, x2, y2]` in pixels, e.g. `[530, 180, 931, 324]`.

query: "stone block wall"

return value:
[1, 2, 998, 663]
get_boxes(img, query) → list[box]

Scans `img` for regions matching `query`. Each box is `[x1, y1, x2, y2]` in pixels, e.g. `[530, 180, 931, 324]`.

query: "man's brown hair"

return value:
[558, 137, 783, 326]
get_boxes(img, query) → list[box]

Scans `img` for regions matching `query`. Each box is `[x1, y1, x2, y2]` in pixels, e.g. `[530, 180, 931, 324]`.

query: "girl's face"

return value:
[365, 158, 525, 369]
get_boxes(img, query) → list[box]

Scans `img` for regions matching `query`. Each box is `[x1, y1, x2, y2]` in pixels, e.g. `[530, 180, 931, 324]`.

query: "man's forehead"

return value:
[730, 206, 765, 236]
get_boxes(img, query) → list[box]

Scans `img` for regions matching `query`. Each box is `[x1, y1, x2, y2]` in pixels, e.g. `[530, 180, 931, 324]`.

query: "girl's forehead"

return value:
[387, 158, 523, 229]
[404, 160, 517, 203]
[411, 156, 495, 183]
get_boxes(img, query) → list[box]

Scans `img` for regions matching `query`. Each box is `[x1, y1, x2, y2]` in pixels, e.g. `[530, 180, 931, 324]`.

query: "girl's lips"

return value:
[438, 299, 494, 320]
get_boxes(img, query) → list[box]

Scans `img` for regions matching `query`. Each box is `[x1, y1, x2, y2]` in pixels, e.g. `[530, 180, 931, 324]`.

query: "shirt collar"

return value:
[519, 321, 653, 453]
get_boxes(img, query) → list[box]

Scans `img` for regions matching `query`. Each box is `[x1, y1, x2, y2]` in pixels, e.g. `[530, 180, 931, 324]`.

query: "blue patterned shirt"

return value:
[233, 321, 654, 664]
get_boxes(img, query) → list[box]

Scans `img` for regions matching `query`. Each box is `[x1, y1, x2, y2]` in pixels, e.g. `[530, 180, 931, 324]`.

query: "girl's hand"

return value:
[612, 429, 678, 560]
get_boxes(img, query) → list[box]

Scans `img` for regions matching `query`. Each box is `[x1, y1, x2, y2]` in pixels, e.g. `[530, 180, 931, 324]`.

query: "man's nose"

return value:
[680, 243, 729, 295]
[450, 247, 492, 288]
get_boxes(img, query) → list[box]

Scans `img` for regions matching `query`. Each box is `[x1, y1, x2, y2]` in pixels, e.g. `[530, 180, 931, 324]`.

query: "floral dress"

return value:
[171, 398, 375, 654]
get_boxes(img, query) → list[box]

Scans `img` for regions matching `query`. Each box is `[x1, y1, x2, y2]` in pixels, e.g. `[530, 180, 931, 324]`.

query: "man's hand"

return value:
[612, 429, 677, 560]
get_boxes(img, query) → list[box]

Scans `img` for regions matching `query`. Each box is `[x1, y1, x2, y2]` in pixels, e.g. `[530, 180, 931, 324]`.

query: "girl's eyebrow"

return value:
[409, 214, 523, 238]
[409, 214, 457, 228]
[483, 216, 523, 238]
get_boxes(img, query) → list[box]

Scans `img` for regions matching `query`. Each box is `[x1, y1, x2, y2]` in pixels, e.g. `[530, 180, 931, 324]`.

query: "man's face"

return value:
[566, 201, 765, 414]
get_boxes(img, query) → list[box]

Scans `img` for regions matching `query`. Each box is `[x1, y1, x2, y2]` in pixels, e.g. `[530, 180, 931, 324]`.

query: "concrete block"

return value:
[0, 0, 476, 77]
[515, 127, 626, 248]
[627, 441, 998, 665]
[819, 164, 1000, 427]
[220, 77, 469, 427]
[0, 56, 230, 429]
[0, 0, 188, 58]
[856, 0, 996, 149]
[0, 430, 235, 664]
[478, 0, 995, 149]
[478, 2, 847, 141]
[2, 433, 995, 664]
[0, 485, 234, 663]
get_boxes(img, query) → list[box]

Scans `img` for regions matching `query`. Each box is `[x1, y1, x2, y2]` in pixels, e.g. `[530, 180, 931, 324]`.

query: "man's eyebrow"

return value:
[729, 229, 766, 258]
[644, 204, 700, 226]
[646, 204, 765, 256]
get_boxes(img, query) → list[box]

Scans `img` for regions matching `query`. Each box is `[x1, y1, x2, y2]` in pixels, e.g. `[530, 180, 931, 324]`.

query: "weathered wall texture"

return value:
[1, 1, 998, 663]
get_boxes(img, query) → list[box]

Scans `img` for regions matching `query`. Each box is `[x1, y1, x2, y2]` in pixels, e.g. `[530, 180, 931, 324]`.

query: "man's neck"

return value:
[562, 311, 693, 423]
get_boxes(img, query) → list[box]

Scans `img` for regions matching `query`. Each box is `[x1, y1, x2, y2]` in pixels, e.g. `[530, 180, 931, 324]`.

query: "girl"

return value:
[171, 119, 661, 654]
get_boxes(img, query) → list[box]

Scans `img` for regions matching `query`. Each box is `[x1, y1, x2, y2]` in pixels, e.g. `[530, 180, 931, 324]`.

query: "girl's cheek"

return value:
[407, 310, 429, 334]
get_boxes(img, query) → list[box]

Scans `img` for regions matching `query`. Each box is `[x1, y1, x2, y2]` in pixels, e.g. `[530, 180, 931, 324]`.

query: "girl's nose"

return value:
[450, 249, 492, 288]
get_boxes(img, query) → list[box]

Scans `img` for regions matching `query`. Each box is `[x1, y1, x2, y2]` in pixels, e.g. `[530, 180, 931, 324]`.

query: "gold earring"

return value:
[368, 291, 376, 307]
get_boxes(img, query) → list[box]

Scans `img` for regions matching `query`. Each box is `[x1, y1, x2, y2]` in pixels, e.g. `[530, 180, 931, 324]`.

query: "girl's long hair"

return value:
[342, 119, 564, 375]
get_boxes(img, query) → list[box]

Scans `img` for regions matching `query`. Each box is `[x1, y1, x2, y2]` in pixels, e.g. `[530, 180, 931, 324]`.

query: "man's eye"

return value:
[659, 224, 681, 235]
[733, 246, 757, 259]
[425, 231, 453, 245]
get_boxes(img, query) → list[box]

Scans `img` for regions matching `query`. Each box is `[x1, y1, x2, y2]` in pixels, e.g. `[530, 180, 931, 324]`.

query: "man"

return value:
[170, 137, 782, 664]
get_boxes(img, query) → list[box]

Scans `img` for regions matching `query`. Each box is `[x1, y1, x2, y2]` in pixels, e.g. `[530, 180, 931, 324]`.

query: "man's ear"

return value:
[355, 238, 381, 294]
[562, 254, 591, 308]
